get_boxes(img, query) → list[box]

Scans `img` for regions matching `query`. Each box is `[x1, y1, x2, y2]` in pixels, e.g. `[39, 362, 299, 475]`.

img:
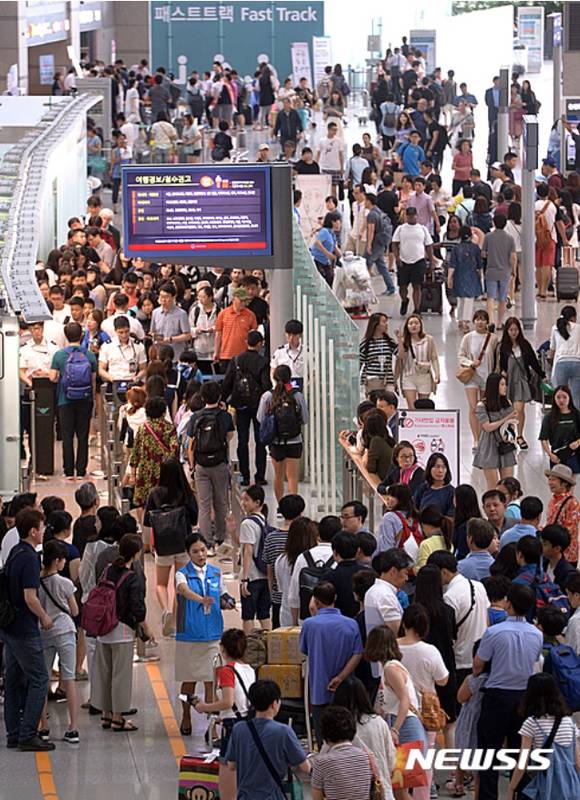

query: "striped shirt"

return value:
[519, 715, 578, 748]
[263, 528, 288, 605]
[359, 336, 397, 385]
[311, 742, 373, 800]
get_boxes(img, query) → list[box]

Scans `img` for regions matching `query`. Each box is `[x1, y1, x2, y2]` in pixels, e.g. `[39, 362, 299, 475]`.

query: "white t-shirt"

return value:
[399, 641, 449, 694]
[217, 661, 256, 720]
[364, 578, 403, 634]
[0, 527, 18, 566]
[535, 198, 557, 242]
[275, 553, 294, 627]
[288, 542, 334, 617]
[318, 136, 343, 171]
[120, 120, 139, 148]
[443, 573, 489, 669]
[101, 312, 145, 341]
[550, 321, 580, 364]
[392, 223, 433, 264]
[239, 514, 267, 581]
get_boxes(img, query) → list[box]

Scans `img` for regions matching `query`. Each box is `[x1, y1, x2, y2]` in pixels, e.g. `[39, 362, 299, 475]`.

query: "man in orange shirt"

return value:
[213, 287, 257, 372]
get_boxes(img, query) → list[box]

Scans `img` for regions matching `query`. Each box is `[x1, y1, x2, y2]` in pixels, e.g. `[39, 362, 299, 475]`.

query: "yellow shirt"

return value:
[415, 533, 453, 571]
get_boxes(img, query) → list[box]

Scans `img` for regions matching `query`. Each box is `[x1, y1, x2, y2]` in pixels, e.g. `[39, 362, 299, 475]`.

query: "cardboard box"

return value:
[259, 664, 303, 698]
[266, 626, 302, 665]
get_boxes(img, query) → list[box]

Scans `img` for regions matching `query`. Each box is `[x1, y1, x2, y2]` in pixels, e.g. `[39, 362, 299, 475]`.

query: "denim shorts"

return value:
[485, 277, 510, 301]
[240, 578, 271, 621]
[43, 631, 77, 680]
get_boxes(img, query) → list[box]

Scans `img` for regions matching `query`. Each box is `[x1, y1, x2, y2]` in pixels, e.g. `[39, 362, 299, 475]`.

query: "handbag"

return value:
[147, 504, 190, 556]
[456, 332, 491, 384]
[418, 691, 449, 732]
[487, 409, 516, 455]
[365, 749, 383, 800]
[391, 740, 429, 790]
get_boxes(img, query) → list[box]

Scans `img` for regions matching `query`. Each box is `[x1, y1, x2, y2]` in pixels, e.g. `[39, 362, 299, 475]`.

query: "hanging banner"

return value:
[291, 42, 312, 88]
[312, 34, 332, 86]
[409, 30, 437, 74]
[397, 409, 461, 482]
[517, 6, 544, 74]
[295, 174, 331, 243]
[39, 54, 55, 85]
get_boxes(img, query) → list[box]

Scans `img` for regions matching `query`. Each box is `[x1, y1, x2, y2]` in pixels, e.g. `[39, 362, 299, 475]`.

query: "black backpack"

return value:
[192, 409, 226, 467]
[299, 551, 335, 619]
[230, 357, 260, 408]
[274, 393, 302, 442]
[0, 550, 17, 629]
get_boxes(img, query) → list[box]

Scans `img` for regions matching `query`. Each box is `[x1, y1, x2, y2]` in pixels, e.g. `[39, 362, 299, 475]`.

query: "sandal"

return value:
[516, 436, 529, 450]
[101, 716, 112, 730]
[111, 719, 138, 732]
[444, 781, 466, 797]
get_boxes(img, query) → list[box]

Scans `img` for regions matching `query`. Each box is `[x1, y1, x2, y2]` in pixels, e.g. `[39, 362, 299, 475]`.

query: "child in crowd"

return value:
[565, 572, 580, 654]
[540, 524, 576, 593]
[447, 641, 489, 798]
[38, 540, 80, 744]
[497, 476, 522, 523]
[537, 606, 567, 662]
[482, 574, 510, 625]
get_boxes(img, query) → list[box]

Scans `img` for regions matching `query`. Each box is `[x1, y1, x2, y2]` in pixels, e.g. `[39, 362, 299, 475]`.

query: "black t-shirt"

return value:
[376, 189, 399, 227]
[248, 296, 269, 327]
[213, 131, 233, 155]
[293, 159, 320, 175]
[5, 541, 41, 636]
[427, 120, 447, 153]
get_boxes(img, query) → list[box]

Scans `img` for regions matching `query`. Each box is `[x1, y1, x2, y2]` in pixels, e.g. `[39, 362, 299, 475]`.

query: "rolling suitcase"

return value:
[420, 281, 443, 314]
[556, 266, 579, 301]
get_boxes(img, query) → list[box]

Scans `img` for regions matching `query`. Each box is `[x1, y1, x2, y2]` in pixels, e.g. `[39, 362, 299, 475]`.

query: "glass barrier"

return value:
[292, 224, 360, 513]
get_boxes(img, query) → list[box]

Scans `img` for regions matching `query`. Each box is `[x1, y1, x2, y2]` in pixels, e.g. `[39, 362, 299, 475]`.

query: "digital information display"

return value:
[122, 165, 273, 259]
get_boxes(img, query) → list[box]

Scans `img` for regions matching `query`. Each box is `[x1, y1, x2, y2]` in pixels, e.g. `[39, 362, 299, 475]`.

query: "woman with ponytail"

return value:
[92, 534, 147, 733]
[44, 510, 79, 583]
[257, 364, 308, 501]
[550, 306, 580, 408]
[415, 506, 454, 571]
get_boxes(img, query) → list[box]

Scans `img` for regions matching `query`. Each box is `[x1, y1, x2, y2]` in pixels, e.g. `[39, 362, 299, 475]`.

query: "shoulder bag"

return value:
[486, 409, 516, 456]
[144, 422, 172, 454]
[245, 718, 286, 793]
[515, 717, 561, 799]
[456, 333, 491, 384]
[365, 748, 383, 800]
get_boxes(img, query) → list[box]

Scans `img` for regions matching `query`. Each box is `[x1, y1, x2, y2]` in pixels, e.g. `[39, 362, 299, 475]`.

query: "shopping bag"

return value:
[391, 740, 429, 790]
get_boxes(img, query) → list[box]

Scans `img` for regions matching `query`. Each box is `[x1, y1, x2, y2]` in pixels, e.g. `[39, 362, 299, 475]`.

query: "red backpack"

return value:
[81, 566, 131, 637]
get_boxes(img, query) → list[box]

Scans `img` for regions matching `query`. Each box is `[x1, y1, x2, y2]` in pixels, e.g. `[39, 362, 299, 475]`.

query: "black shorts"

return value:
[269, 442, 303, 462]
[219, 717, 243, 760]
[398, 258, 427, 287]
[240, 578, 271, 621]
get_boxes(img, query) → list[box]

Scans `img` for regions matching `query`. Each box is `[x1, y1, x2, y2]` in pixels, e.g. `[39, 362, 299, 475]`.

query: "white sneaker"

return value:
[161, 610, 174, 637]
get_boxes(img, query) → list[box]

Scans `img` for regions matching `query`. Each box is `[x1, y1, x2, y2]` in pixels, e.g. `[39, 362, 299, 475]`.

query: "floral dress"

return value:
[129, 417, 179, 506]
[546, 492, 580, 564]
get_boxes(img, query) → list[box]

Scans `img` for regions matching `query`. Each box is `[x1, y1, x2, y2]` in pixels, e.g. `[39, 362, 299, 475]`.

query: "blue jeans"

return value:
[552, 359, 580, 410]
[0, 630, 49, 743]
[366, 246, 394, 292]
[235, 407, 267, 482]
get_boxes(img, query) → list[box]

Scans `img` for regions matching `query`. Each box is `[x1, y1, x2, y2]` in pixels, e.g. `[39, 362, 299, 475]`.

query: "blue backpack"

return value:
[248, 514, 274, 576]
[62, 347, 93, 401]
[543, 643, 580, 711]
[516, 566, 570, 619]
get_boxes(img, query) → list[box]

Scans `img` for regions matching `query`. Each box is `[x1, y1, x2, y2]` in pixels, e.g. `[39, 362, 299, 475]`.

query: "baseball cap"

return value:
[491, 161, 502, 170]
[233, 287, 248, 300]
[259, 143, 270, 151]
[543, 156, 556, 167]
